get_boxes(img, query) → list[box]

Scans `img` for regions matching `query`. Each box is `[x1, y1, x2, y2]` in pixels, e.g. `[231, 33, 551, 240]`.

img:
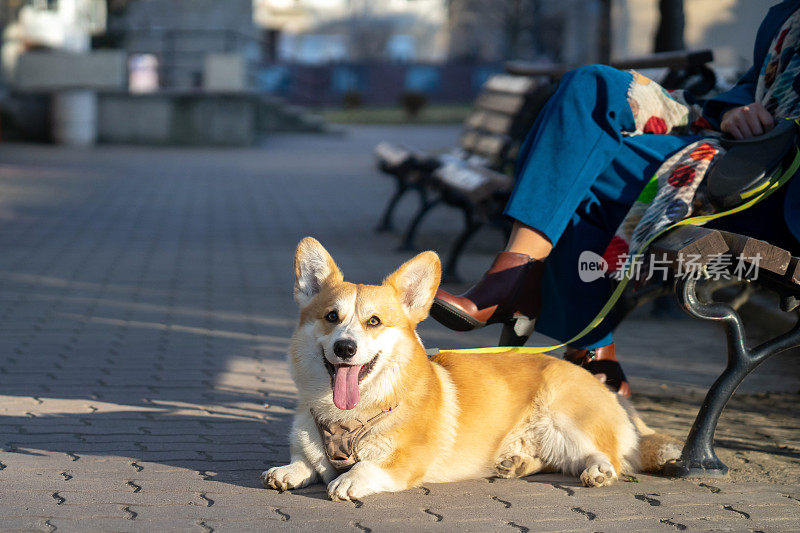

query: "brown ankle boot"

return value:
[430, 251, 543, 332]
[564, 343, 631, 397]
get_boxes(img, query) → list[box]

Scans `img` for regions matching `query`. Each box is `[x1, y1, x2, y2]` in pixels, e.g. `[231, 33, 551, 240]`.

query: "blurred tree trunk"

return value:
[654, 0, 685, 52]
[598, 0, 612, 63]
[506, 0, 522, 59]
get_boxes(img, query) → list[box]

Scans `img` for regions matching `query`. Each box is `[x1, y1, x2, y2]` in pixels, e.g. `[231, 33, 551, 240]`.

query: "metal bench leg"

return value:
[664, 276, 800, 477]
[375, 180, 410, 233]
[441, 207, 481, 284]
[397, 190, 441, 252]
[498, 317, 536, 347]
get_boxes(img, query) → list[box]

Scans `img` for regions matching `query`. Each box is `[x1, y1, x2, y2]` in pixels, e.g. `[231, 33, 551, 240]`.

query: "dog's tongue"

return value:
[333, 364, 362, 410]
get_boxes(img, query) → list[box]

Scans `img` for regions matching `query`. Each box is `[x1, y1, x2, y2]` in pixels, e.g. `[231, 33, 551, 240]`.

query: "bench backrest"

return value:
[458, 74, 554, 173]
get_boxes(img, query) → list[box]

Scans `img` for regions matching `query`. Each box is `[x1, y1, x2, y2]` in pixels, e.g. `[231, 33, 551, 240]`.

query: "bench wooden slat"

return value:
[459, 130, 479, 152]
[374, 142, 415, 169]
[434, 163, 514, 204]
[483, 74, 539, 95]
[505, 142, 521, 164]
[465, 111, 484, 130]
[762, 255, 800, 292]
[788, 256, 800, 285]
[718, 231, 791, 276]
[474, 135, 508, 158]
[483, 113, 515, 135]
[465, 110, 515, 135]
[649, 226, 729, 270]
[475, 93, 526, 115]
[752, 255, 800, 301]
[459, 131, 508, 159]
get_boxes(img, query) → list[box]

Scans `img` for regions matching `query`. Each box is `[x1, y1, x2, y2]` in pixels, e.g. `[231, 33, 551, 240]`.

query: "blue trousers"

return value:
[504, 65, 796, 349]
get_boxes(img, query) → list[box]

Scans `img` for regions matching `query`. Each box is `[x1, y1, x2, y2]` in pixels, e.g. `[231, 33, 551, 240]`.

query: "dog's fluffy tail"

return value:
[637, 430, 683, 472]
[620, 398, 683, 472]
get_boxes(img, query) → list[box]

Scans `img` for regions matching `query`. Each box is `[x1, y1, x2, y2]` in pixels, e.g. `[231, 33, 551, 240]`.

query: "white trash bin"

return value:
[52, 90, 98, 147]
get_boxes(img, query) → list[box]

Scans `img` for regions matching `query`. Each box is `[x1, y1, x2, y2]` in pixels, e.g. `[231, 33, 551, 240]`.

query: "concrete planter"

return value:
[52, 90, 98, 147]
[97, 91, 258, 146]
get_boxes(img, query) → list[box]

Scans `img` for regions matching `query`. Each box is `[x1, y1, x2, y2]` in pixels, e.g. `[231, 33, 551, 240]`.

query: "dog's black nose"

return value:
[333, 339, 357, 359]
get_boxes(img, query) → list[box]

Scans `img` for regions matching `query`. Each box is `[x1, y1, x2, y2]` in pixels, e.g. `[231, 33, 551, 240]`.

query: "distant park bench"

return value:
[374, 71, 553, 282]
[374, 49, 717, 282]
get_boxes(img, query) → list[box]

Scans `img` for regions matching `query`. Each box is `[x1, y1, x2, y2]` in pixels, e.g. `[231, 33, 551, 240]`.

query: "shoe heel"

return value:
[430, 299, 482, 332]
[499, 315, 535, 347]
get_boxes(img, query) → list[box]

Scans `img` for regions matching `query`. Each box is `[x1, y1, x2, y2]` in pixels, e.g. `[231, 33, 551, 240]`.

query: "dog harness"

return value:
[311, 406, 396, 471]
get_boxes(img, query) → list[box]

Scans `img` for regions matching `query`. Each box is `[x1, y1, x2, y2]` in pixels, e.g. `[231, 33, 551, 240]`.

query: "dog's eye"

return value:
[367, 316, 381, 327]
[325, 310, 339, 323]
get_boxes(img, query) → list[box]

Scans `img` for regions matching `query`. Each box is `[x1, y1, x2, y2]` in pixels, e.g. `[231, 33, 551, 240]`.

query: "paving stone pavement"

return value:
[0, 126, 798, 532]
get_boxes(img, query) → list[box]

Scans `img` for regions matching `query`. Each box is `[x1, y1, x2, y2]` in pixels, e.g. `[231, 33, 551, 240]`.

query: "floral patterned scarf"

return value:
[758, 8, 800, 119]
[603, 9, 800, 274]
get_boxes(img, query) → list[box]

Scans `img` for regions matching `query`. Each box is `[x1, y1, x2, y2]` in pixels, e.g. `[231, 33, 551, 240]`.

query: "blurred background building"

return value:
[0, 0, 770, 145]
[255, 0, 448, 63]
[615, 0, 765, 70]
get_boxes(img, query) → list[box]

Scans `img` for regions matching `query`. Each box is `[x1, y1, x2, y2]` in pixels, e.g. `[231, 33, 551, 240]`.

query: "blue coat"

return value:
[703, 0, 800, 242]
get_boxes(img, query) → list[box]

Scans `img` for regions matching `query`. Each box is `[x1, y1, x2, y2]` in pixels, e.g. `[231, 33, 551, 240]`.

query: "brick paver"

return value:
[0, 127, 798, 531]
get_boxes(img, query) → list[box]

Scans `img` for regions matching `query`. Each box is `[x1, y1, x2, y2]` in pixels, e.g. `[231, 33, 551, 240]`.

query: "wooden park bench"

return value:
[498, 119, 800, 477]
[374, 50, 717, 282]
[374, 71, 554, 281]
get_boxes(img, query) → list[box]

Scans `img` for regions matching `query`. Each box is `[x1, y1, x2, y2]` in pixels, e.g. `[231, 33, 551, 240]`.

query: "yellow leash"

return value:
[443, 143, 800, 356]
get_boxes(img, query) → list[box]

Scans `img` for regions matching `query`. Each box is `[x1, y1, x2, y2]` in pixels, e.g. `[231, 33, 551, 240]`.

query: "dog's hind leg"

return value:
[579, 452, 618, 487]
[530, 410, 627, 488]
[494, 431, 555, 479]
[494, 452, 550, 479]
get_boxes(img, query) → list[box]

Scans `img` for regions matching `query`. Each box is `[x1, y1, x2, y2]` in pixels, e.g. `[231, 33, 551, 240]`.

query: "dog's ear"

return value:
[294, 237, 342, 307]
[384, 251, 441, 323]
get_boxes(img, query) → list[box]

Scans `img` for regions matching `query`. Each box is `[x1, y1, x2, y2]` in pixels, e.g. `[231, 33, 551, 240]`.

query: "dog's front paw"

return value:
[580, 461, 617, 488]
[261, 462, 316, 491]
[327, 469, 382, 502]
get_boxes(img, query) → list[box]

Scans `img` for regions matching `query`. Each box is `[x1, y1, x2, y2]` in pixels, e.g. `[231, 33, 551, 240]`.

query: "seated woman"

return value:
[431, 0, 800, 397]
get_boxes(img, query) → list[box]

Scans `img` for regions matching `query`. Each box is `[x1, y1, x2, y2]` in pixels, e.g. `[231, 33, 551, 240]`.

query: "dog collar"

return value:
[311, 406, 396, 471]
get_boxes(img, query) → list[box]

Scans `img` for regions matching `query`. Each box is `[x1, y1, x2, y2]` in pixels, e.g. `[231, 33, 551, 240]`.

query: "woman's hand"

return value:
[720, 102, 774, 140]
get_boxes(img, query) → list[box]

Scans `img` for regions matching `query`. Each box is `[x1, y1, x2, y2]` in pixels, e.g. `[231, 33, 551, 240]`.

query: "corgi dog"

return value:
[261, 237, 681, 501]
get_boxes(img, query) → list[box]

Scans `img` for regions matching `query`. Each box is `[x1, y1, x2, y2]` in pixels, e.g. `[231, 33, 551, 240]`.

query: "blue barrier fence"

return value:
[256, 62, 507, 106]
